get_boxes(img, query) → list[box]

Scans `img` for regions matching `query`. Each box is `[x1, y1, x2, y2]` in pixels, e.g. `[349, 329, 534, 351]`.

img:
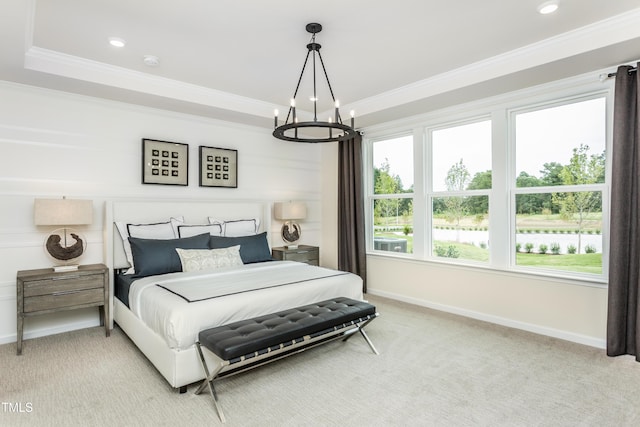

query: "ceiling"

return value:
[1, 0, 640, 131]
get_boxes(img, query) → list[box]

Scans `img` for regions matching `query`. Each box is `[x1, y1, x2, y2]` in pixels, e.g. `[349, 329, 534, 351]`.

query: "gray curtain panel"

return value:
[338, 134, 367, 292]
[607, 63, 640, 359]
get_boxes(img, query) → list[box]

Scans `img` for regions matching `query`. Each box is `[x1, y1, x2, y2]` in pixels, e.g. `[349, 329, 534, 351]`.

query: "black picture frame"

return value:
[142, 139, 189, 186]
[199, 146, 238, 188]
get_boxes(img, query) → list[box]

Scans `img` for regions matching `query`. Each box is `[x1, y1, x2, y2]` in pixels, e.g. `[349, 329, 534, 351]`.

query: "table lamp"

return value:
[273, 201, 307, 249]
[34, 197, 93, 272]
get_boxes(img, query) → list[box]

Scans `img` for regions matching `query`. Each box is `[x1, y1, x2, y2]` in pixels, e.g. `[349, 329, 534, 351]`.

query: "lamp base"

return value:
[281, 221, 302, 248]
[53, 264, 79, 272]
[44, 228, 86, 267]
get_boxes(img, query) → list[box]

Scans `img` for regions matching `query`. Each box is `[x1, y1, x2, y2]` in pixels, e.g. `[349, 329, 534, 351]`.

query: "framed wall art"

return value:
[199, 146, 238, 188]
[142, 138, 189, 186]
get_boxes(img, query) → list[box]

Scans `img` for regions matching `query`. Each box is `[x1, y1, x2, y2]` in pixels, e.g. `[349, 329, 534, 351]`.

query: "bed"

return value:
[104, 199, 364, 391]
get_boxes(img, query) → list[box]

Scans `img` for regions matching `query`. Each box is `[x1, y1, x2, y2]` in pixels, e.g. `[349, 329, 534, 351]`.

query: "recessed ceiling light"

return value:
[108, 37, 126, 48]
[538, 1, 559, 15]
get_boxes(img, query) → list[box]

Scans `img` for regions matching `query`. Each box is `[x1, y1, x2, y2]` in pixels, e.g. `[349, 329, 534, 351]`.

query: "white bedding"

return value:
[128, 261, 363, 350]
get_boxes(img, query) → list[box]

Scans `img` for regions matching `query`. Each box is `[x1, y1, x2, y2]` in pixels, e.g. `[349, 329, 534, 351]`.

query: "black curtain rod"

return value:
[607, 66, 637, 78]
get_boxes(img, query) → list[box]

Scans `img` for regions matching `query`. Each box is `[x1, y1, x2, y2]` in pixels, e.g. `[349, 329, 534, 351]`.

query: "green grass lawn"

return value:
[434, 240, 489, 262]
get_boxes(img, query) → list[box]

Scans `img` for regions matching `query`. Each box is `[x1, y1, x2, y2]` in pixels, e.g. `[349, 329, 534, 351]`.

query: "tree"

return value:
[374, 159, 402, 194]
[539, 162, 564, 212]
[443, 159, 470, 240]
[466, 170, 491, 215]
[515, 172, 546, 214]
[552, 144, 605, 253]
[540, 162, 564, 186]
[467, 170, 492, 190]
[374, 159, 406, 226]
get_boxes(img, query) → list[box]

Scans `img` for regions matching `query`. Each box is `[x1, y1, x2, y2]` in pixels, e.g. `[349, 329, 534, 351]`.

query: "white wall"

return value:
[0, 81, 326, 345]
[366, 257, 608, 347]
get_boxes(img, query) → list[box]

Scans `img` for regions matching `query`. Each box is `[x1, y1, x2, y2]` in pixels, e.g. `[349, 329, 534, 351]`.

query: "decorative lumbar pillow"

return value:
[176, 246, 243, 272]
[177, 223, 223, 238]
[115, 217, 184, 275]
[209, 232, 272, 264]
[208, 218, 260, 237]
[129, 232, 210, 277]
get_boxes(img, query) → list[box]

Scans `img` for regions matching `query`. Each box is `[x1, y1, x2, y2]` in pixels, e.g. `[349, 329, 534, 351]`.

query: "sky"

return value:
[373, 97, 606, 192]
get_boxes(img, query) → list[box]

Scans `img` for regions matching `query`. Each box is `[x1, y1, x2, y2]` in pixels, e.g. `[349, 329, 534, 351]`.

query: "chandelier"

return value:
[272, 23, 357, 143]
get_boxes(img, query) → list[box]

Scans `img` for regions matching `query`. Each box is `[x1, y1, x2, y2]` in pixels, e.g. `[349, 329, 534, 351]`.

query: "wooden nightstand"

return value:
[16, 263, 109, 355]
[271, 245, 319, 266]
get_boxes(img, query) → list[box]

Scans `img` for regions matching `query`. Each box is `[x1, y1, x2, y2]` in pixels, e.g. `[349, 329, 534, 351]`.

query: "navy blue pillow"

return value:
[129, 233, 210, 277]
[209, 232, 272, 264]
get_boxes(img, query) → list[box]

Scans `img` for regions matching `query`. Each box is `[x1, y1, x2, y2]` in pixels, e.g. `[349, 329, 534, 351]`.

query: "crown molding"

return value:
[23, 46, 279, 118]
[347, 8, 640, 117]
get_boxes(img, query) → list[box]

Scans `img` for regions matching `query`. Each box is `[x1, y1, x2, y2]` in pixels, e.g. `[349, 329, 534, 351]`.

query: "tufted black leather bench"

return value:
[194, 297, 379, 422]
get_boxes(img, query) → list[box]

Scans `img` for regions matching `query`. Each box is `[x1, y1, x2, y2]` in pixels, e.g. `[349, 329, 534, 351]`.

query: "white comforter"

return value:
[128, 261, 363, 350]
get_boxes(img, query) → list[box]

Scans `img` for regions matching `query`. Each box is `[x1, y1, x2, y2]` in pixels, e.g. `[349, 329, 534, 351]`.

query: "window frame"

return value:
[508, 93, 609, 280]
[366, 133, 415, 256]
[363, 75, 612, 284]
[428, 116, 493, 264]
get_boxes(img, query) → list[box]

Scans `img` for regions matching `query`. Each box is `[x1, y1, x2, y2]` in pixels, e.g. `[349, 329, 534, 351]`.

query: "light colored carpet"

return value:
[2, 295, 640, 426]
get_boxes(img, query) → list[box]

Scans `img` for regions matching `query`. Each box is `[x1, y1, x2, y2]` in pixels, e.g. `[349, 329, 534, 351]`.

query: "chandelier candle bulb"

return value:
[291, 99, 296, 123]
[274, 109, 279, 128]
[350, 110, 355, 128]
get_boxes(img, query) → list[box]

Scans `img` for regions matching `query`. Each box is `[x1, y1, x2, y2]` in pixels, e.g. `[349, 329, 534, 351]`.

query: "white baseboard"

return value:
[0, 319, 100, 346]
[367, 289, 606, 349]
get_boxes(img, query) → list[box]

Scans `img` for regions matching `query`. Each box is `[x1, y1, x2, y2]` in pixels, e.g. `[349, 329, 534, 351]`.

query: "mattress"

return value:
[115, 273, 137, 307]
[122, 261, 363, 350]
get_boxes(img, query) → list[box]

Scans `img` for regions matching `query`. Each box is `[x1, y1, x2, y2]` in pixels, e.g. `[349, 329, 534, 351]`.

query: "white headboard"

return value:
[103, 199, 272, 327]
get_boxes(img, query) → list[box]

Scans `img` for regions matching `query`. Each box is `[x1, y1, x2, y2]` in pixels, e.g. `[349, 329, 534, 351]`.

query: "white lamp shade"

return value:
[34, 198, 93, 226]
[274, 202, 307, 220]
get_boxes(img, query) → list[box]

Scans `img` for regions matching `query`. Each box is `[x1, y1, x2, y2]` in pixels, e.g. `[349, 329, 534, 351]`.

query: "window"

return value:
[431, 120, 491, 262]
[364, 77, 611, 282]
[513, 97, 606, 275]
[371, 135, 413, 254]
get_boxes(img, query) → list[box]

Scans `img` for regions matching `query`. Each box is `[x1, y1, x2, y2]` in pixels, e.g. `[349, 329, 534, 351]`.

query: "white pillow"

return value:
[208, 218, 260, 237]
[115, 216, 184, 274]
[177, 223, 223, 238]
[176, 246, 243, 272]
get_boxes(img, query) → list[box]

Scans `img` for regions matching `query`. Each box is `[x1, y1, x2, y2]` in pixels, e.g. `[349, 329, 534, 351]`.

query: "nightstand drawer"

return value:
[23, 274, 104, 297]
[24, 288, 104, 313]
[285, 250, 319, 262]
[271, 245, 320, 266]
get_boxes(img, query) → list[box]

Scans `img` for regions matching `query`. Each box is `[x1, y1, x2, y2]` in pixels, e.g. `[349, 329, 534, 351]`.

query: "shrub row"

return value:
[516, 229, 601, 235]
[515, 242, 598, 254]
[431, 226, 601, 234]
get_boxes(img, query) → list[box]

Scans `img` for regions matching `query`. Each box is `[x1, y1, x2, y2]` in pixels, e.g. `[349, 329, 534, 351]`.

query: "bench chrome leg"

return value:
[342, 316, 379, 355]
[195, 342, 226, 423]
[358, 327, 379, 355]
